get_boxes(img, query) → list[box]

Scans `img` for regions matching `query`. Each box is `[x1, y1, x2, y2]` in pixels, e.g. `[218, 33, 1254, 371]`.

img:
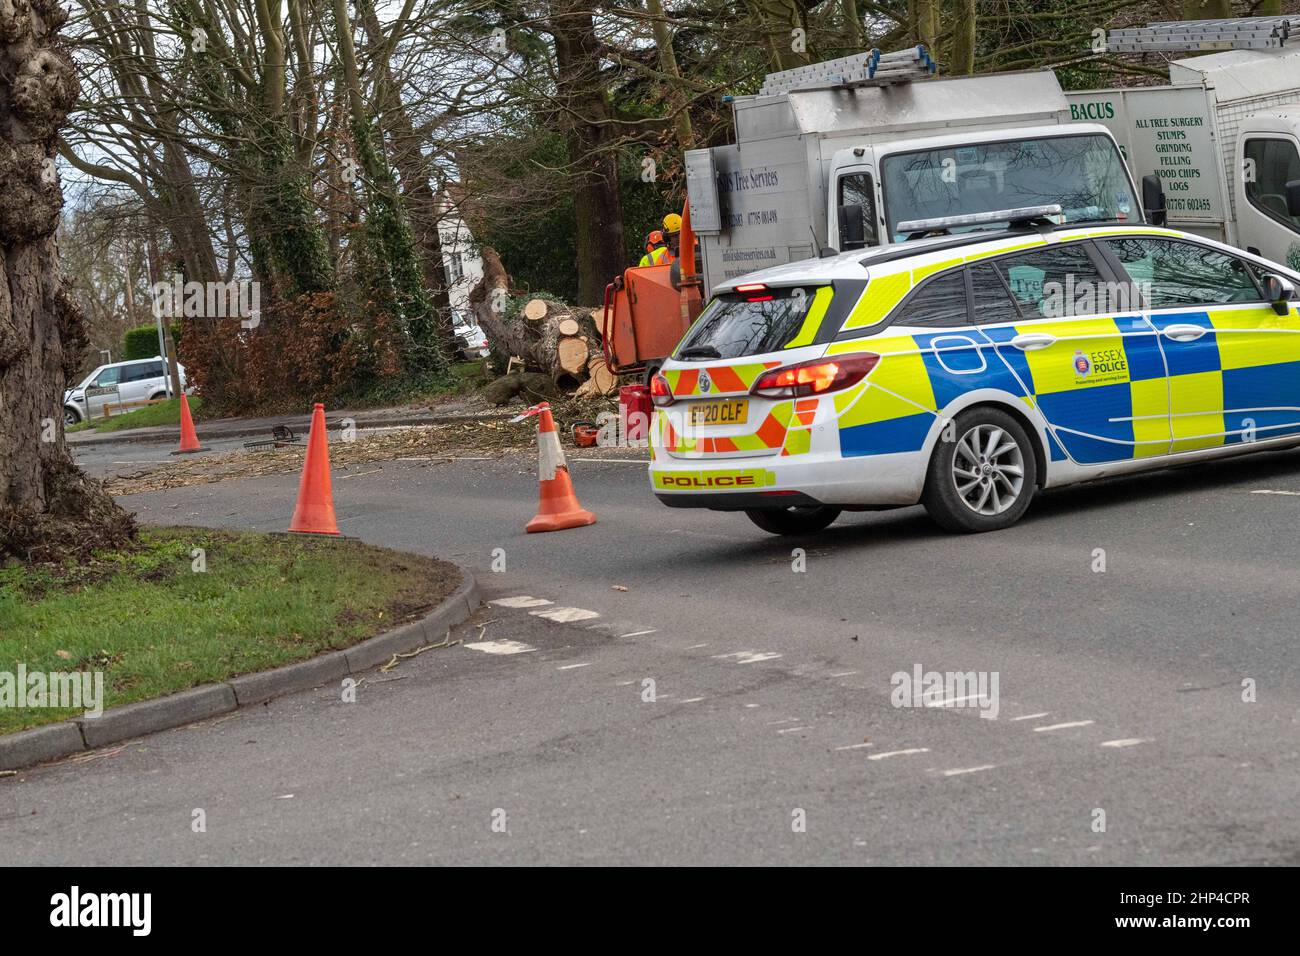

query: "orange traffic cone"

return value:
[525, 403, 596, 533]
[288, 403, 340, 536]
[170, 392, 208, 455]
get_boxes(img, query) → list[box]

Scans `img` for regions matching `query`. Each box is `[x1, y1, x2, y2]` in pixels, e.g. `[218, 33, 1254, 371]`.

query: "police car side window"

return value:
[891, 272, 969, 328]
[995, 243, 1105, 320]
[1103, 238, 1262, 308]
[968, 264, 1022, 326]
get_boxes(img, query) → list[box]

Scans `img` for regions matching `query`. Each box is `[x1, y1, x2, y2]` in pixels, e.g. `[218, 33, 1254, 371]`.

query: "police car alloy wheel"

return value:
[922, 408, 1036, 533]
[745, 505, 842, 536]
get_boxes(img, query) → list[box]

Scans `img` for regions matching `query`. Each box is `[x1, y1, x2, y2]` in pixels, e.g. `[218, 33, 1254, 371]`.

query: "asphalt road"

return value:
[3, 440, 1298, 864]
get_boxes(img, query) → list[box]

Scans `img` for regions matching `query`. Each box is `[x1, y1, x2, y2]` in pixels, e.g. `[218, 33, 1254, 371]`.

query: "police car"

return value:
[648, 207, 1300, 534]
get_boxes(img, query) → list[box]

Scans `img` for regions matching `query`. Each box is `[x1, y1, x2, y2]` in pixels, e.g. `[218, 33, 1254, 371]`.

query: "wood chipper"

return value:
[601, 203, 704, 383]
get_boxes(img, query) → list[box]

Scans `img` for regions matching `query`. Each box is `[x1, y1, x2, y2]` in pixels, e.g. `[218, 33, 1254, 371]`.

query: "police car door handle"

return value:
[1163, 324, 1207, 343]
[1010, 332, 1056, 351]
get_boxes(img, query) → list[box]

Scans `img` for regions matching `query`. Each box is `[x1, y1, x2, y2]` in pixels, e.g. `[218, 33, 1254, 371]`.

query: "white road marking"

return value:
[619, 629, 658, 638]
[531, 607, 601, 623]
[686, 642, 709, 649]
[767, 718, 801, 725]
[556, 662, 592, 671]
[744, 703, 759, 708]
[465, 639, 537, 655]
[490, 596, 553, 609]
[830, 671, 858, 678]
[777, 726, 807, 734]
[1101, 737, 1151, 748]
[834, 743, 873, 751]
[940, 764, 996, 777]
[1012, 712, 1050, 721]
[714, 651, 782, 664]
[924, 693, 988, 708]
[1033, 720, 1095, 733]
[868, 748, 930, 761]
[615, 680, 635, 686]
[680, 697, 705, 703]
[1251, 489, 1300, 496]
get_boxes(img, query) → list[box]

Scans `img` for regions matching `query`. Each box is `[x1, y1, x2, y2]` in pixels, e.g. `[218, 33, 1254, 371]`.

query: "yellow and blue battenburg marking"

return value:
[824, 262, 1300, 467]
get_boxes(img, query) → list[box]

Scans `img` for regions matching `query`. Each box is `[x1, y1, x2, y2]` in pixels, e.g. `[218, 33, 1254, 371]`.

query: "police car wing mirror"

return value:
[1141, 174, 1167, 227]
[1262, 272, 1296, 316]
[837, 204, 866, 250]
[1285, 179, 1300, 218]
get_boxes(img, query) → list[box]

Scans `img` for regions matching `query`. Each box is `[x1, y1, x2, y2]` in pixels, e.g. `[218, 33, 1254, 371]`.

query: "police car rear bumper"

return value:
[654, 490, 827, 511]
[647, 451, 926, 508]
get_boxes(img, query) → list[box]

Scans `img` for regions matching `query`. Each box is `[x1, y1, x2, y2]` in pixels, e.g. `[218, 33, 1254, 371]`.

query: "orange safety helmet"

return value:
[646, 230, 665, 252]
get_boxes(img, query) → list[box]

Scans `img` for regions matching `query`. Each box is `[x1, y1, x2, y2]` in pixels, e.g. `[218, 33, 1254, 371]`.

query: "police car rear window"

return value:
[675, 286, 818, 360]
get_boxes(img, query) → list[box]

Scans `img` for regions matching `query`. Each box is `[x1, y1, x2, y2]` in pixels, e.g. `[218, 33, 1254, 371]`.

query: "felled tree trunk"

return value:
[469, 247, 614, 394]
[0, 0, 136, 561]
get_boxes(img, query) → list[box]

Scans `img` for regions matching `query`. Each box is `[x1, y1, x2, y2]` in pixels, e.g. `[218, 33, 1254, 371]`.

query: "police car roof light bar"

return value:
[896, 204, 1063, 237]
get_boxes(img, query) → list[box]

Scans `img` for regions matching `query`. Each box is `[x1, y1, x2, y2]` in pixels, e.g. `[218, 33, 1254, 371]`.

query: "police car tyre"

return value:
[922, 408, 1036, 533]
[745, 505, 842, 535]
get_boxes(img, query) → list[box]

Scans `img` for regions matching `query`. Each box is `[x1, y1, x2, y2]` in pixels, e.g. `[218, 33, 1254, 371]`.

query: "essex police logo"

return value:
[698, 370, 712, 393]
[1073, 349, 1092, 378]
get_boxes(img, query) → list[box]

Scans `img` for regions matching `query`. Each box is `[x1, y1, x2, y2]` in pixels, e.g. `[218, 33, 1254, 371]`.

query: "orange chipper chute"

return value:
[601, 201, 704, 377]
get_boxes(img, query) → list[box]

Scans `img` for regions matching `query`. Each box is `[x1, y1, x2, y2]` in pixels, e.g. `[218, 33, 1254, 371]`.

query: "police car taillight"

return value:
[650, 372, 675, 406]
[751, 354, 879, 398]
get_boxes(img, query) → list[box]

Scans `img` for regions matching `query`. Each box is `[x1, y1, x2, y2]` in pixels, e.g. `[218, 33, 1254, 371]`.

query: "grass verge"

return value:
[69, 396, 203, 434]
[0, 526, 458, 734]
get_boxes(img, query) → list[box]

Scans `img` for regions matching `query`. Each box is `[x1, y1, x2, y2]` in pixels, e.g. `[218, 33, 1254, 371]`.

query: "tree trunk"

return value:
[948, 0, 976, 75]
[551, 2, 627, 307]
[913, 0, 938, 52]
[358, 0, 457, 355]
[841, 0, 865, 51]
[645, 0, 693, 149]
[1182, 0, 1232, 18]
[0, 0, 135, 561]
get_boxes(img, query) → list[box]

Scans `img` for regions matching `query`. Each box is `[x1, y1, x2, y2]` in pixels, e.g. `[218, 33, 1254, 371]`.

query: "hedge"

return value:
[122, 323, 182, 362]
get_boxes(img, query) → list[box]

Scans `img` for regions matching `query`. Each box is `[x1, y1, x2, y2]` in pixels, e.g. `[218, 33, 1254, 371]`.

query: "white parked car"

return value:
[453, 321, 490, 360]
[63, 357, 187, 425]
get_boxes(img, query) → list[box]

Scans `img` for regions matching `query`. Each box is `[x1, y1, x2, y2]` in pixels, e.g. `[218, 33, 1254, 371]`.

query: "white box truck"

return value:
[1065, 44, 1300, 271]
[684, 53, 1146, 295]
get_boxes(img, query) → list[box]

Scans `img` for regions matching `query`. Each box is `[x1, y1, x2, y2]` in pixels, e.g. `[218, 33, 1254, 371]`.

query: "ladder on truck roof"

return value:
[758, 46, 937, 96]
[1106, 16, 1300, 53]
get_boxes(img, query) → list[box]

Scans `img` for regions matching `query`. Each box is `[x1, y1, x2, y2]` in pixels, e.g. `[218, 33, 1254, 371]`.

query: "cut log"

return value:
[522, 298, 549, 322]
[557, 318, 580, 336]
[586, 355, 619, 396]
[557, 337, 589, 376]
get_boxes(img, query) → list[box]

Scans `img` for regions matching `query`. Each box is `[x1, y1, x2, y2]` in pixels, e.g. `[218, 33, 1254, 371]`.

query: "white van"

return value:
[63, 357, 186, 425]
[1066, 43, 1300, 270]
